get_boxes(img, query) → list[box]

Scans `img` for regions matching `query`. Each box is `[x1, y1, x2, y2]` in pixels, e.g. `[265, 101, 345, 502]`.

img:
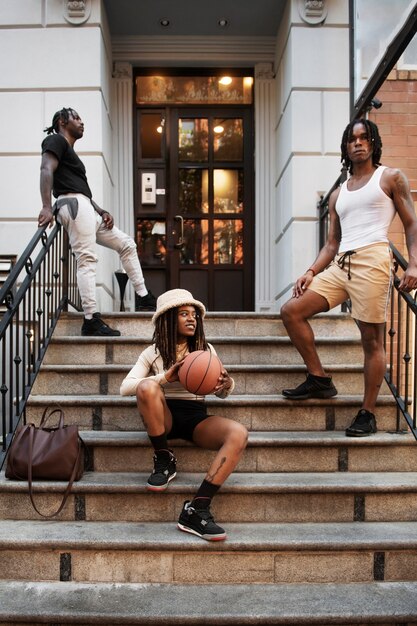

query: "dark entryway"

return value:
[134, 72, 254, 311]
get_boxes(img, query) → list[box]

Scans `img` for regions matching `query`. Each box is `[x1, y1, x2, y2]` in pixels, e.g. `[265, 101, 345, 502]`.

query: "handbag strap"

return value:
[39, 405, 65, 429]
[27, 424, 83, 518]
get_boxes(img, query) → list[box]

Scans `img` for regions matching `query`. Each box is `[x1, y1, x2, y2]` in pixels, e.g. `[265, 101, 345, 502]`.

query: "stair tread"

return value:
[1, 519, 417, 550]
[0, 580, 416, 623]
[78, 429, 414, 447]
[27, 393, 396, 406]
[39, 363, 366, 372]
[2, 471, 417, 492]
[50, 334, 361, 344]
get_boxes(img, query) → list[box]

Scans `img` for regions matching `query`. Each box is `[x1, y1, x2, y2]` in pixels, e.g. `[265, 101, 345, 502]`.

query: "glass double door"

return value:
[135, 107, 254, 310]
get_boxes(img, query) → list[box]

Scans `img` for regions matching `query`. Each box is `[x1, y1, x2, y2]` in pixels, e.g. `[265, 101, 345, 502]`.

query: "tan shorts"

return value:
[308, 242, 393, 324]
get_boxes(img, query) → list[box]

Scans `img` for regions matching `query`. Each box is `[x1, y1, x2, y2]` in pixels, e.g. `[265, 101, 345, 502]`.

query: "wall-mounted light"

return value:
[159, 18, 170, 27]
[214, 125, 224, 134]
[218, 18, 228, 27]
[219, 76, 232, 86]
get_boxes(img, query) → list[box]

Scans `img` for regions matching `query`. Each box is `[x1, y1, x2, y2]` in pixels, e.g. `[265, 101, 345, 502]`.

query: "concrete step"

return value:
[32, 363, 374, 396]
[0, 580, 416, 624]
[55, 311, 360, 339]
[26, 394, 399, 432]
[1, 520, 417, 584]
[44, 335, 363, 366]
[77, 431, 417, 474]
[1, 471, 417, 523]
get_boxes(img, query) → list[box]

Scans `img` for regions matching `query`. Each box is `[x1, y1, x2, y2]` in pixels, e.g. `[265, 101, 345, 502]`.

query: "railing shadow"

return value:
[0, 224, 81, 468]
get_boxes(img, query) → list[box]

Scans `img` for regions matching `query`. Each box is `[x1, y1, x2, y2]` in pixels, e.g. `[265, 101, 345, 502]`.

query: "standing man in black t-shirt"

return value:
[38, 107, 156, 336]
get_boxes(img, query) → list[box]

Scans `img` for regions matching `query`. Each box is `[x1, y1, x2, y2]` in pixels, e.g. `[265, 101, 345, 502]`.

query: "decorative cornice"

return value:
[255, 63, 274, 81]
[113, 62, 133, 80]
[112, 36, 276, 64]
[298, 0, 327, 25]
[63, 0, 91, 25]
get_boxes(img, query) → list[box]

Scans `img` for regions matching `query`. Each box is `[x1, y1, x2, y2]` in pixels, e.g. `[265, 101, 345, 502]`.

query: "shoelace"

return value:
[337, 250, 356, 280]
[188, 505, 213, 522]
[153, 453, 174, 473]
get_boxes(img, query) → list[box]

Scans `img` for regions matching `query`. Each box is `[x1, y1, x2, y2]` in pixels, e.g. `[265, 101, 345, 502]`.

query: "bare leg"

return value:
[136, 379, 172, 436]
[136, 380, 175, 491]
[192, 416, 248, 486]
[280, 290, 330, 376]
[357, 320, 386, 414]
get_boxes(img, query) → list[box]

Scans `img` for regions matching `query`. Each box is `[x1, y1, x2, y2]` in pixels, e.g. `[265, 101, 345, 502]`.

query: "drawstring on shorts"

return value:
[337, 250, 356, 280]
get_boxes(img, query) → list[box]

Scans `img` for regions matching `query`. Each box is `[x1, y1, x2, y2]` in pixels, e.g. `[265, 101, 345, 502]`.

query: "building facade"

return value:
[0, 0, 354, 312]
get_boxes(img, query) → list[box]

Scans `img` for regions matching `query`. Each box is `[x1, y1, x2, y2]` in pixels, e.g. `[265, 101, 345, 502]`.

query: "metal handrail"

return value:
[0, 224, 81, 468]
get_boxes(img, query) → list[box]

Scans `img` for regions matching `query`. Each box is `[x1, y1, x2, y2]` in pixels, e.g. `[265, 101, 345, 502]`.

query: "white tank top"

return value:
[336, 166, 396, 253]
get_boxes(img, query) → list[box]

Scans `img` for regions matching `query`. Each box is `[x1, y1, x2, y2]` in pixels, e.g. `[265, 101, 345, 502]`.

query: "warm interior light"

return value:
[213, 125, 224, 134]
[219, 76, 232, 86]
[156, 126, 163, 134]
[243, 77, 254, 87]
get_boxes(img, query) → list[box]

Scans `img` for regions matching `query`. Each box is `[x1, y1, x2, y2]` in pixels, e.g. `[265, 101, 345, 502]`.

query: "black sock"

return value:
[149, 433, 169, 452]
[192, 479, 221, 509]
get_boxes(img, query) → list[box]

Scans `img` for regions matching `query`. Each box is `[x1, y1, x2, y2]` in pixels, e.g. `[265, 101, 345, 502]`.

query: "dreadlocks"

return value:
[44, 107, 77, 135]
[153, 307, 208, 370]
[341, 118, 382, 174]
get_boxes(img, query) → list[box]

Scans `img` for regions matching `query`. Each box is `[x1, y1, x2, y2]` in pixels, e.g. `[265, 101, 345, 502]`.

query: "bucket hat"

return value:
[152, 289, 206, 325]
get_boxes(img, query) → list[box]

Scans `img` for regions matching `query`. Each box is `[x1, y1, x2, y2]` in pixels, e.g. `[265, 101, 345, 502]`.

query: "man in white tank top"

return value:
[281, 119, 417, 436]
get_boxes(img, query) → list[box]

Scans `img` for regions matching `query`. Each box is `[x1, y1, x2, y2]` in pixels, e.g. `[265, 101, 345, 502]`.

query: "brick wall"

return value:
[370, 68, 417, 258]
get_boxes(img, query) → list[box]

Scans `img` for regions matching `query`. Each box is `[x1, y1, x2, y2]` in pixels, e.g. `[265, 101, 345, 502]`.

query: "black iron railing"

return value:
[0, 224, 81, 468]
[385, 243, 417, 439]
[318, 194, 417, 440]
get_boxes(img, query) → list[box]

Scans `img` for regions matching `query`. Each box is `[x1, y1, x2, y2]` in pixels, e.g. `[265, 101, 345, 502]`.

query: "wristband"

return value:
[306, 268, 316, 276]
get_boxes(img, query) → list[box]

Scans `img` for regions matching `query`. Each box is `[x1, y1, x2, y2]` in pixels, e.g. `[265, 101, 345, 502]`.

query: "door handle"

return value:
[174, 215, 184, 249]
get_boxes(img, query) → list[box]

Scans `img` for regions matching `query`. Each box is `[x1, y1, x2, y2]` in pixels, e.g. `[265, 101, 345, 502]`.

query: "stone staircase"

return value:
[0, 311, 417, 625]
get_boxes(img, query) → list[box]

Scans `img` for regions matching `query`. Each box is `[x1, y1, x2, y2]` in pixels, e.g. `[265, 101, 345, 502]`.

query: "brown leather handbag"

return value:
[5, 405, 85, 517]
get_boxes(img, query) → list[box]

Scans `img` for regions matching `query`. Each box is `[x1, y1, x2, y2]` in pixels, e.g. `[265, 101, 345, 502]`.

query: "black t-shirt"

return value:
[41, 133, 92, 199]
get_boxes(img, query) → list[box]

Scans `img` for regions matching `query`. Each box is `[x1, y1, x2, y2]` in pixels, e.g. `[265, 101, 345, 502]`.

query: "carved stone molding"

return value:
[63, 0, 91, 25]
[113, 62, 133, 80]
[298, 0, 327, 25]
[255, 62, 274, 81]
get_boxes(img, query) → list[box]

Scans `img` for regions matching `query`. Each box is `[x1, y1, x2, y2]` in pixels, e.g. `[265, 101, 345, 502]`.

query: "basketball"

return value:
[179, 350, 223, 395]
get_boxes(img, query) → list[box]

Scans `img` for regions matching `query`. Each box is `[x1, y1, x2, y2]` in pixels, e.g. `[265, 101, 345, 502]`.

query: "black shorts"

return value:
[166, 399, 208, 442]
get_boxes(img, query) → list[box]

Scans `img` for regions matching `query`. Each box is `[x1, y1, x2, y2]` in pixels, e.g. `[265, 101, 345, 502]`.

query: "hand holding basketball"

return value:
[179, 350, 223, 395]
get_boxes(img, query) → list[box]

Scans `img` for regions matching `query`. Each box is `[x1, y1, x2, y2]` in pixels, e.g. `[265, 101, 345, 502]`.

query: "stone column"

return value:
[254, 62, 275, 311]
[113, 62, 135, 310]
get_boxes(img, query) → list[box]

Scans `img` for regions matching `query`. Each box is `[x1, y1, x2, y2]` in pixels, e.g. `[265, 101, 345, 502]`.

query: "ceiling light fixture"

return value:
[213, 125, 224, 134]
[219, 76, 232, 86]
[218, 18, 228, 27]
[159, 18, 170, 27]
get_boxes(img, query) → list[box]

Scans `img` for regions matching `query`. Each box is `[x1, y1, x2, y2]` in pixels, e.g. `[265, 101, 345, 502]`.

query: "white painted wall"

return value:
[0, 0, 118, 313]
[273, 0, 350, 309]
[0, 0, 352, 314]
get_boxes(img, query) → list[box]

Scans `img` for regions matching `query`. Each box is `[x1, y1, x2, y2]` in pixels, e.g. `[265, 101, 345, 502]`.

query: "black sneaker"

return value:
[345, 409, 377, 437]
[81, 313, 121, 336]
[146, 449, 177, 492]
[282, 373, 337, 400]
[177, 501, 226, 541]
[136, 290, 157, 311]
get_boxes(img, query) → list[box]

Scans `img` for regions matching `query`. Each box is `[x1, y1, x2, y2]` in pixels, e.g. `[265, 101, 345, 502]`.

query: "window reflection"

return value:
[179, 169, 208, 214]
[214, 220, 243, 264]
[140, 113, 164, 159]
[180, 219, 209, 265]
[214, 169, 243, 213]
[214, 118, 243, 161]
[178, 119, 208, 161]
[137, 219, 166, 266]
[136, 75, 253, 105]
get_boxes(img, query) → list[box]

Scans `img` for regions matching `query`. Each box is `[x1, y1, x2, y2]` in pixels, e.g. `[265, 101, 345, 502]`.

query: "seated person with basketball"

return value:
[120, 289, 248, 541]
